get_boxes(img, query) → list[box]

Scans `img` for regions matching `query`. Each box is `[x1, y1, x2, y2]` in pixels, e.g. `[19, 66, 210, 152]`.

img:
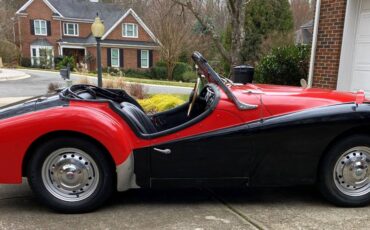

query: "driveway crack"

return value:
[203, 188, 268, 230]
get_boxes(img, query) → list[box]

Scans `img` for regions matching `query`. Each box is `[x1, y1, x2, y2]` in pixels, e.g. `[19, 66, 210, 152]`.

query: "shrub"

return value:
[57, 56, 76, 71]
[173, 62, 192, 81]
[151, 65, 167, 80]
[47, 82, 62, 93]
[255, 44, 310, 86]
[0, 40, 20, 66]
[182, 71, 197, 83]
[128, 83, 147, 99]
[122, 68, 152, 79]
[20, 57, 31, 67]
[138, 94, 185, 114]
[54, 56, 64, 68]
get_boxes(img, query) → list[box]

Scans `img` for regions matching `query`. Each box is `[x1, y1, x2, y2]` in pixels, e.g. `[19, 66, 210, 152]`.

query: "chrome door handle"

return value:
[153, 148, 171, 154]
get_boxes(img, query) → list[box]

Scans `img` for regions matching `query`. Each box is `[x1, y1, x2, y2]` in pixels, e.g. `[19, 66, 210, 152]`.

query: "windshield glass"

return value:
[191, 52, 258, 111]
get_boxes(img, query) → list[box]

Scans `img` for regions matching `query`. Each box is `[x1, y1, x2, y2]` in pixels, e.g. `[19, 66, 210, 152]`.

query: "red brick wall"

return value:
[62, 21, 92, 38]
[105, 14, 154, 42]
[312, 0, 347, 89]
[86, 47, 160, 71]
[17, 0, 61, 58]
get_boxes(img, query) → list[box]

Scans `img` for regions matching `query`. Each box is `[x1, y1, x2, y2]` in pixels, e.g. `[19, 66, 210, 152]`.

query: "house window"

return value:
[30, 46, 54, 68]
[63, 23, 79, 36]
[122, 23, 138, 38]
[141, 50, 149, 68]
[34, 20, 47, 36]
[111, 48, 120, 68]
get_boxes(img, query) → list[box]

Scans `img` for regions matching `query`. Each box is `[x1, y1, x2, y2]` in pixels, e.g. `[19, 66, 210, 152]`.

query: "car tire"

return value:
[27, 137, 115, 213]
[318, 135, 370, 207]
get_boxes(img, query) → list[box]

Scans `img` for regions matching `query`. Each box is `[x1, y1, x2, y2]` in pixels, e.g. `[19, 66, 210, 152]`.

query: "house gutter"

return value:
[307, 0, 321, 88]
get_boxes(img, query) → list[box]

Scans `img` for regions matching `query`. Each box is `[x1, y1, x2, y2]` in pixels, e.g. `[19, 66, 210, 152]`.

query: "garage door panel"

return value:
[351, 71, 370, 93]
[363, 0, 370, 10]
[351, 0, 370, 93]
[354, 43, 370, 70]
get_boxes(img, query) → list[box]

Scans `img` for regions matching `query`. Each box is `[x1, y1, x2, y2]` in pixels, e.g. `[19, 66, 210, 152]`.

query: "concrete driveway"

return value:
[1, 180, 370, 229]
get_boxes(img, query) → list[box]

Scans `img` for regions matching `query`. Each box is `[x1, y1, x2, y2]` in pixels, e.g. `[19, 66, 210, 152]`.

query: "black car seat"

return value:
[120, 102, 157, 134]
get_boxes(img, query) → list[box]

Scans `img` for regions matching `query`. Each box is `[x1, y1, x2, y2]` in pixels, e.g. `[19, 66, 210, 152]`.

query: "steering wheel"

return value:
[187, 77, 201, 117]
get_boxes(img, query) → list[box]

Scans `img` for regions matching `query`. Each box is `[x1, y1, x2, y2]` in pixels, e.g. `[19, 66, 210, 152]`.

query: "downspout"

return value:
[308, 0, 321, 88]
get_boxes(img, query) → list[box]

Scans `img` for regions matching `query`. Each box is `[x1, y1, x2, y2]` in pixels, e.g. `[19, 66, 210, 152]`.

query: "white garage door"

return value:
[351, 0, 370, 93]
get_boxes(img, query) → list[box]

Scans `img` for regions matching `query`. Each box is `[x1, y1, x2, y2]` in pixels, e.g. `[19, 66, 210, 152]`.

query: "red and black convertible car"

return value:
[1, 52, 370, 213]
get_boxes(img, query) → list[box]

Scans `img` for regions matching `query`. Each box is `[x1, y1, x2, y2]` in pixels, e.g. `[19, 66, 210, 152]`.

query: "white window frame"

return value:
[141, 50, 149, 68]
[34, 20, 47, 36]
[30, 45, 54, 66]
[122, 23, 138, 38]
[111, 48, 120, 68]
[63, 23, 79, 36]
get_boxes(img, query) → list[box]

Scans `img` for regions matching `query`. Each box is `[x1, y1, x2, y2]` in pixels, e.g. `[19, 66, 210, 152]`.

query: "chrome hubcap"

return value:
[42, 148, 99, 202]
[334, 146, 370, 196]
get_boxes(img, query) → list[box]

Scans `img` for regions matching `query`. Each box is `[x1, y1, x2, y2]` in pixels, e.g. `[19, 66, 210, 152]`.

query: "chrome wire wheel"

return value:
[334, 146, 370, 197]
[41, 148, 100, 202]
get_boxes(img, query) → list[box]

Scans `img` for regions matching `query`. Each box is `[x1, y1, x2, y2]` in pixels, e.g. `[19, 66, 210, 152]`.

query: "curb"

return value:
[0, 97, 31, 107]
[0, 74, 31, 82]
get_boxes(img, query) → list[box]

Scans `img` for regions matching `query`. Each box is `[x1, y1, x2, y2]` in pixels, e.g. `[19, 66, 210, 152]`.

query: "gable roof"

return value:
[101, 8, 160, 45]
[16, 0, 63, 16]
[15, 0, 160, 45]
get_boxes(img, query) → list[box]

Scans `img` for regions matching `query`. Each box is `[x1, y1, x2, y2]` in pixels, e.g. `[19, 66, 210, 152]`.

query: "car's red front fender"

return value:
[0, 105, 133, 184]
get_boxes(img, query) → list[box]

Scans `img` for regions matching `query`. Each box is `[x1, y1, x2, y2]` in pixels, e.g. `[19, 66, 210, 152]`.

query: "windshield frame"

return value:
[191, 52, 258, 110]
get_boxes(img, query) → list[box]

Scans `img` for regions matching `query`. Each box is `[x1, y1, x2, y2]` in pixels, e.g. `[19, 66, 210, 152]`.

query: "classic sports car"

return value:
[1, 52, 370, 213]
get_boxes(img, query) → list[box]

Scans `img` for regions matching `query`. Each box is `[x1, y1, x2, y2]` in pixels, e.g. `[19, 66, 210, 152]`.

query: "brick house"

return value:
[311, 0, 370, 93]
[14, 0, 161, 71]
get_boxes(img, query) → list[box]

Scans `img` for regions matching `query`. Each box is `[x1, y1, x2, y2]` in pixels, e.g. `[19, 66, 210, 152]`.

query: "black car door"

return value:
[149, 124, 257, 188]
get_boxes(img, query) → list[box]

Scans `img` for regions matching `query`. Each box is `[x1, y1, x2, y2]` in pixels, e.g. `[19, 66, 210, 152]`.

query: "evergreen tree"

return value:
[242, 0, 294, 63]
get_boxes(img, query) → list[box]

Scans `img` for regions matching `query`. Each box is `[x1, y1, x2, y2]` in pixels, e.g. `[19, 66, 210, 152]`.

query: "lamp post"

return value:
[91, 14, 105, 87]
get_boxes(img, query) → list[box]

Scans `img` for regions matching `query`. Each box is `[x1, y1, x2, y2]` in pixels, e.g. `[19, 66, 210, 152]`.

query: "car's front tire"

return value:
[319, 135, 370, 207]
[27, 137, 114, 213]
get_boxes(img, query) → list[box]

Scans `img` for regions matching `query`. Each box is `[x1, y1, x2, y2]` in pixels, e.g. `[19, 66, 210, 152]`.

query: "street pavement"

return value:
[1, 70, 370, 229]
[0, 69, 191, 98]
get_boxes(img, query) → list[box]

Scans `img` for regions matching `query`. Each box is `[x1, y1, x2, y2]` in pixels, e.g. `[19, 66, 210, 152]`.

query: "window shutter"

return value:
[107, 48, 111, 67]
[120, 49, 124, 68]
[30, 20, 35, 35]
[137, 49, 141, 68]
[149, 50, 153, 68]
[47, 21, 51, 36]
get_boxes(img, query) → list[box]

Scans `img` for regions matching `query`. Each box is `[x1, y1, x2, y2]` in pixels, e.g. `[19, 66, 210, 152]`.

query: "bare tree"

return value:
[148, 0, 196, 80]
[291, 0, 314, 30]
[172, 0, 248, 66]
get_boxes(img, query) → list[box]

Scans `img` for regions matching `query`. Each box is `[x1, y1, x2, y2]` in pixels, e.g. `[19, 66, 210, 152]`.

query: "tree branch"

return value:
[171, 0, 231, 63]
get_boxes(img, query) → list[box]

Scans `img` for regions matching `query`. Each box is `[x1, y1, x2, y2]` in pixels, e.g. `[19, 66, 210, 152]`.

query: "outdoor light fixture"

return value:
[91, 14, 105, 87]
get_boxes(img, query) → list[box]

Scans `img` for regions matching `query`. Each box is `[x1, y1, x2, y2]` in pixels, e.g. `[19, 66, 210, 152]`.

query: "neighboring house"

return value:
[14, 0, 161, 71]
[311, 0, 370, 94]
[295, 20, 313, 44]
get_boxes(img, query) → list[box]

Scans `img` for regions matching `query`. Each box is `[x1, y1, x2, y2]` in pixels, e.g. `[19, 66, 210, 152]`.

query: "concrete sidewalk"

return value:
[0, 69, 30, 81]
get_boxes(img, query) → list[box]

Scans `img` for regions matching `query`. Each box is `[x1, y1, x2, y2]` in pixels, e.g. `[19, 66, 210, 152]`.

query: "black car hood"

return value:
[0, 94, 68, 120]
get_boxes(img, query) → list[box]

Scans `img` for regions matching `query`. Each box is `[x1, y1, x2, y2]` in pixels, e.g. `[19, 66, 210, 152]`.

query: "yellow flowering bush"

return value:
[138, 94, 186, 113]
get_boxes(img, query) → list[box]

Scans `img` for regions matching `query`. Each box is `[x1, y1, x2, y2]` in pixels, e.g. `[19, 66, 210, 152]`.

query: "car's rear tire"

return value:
[27, 137, 114, 213]
[319, 135, 370, 207]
